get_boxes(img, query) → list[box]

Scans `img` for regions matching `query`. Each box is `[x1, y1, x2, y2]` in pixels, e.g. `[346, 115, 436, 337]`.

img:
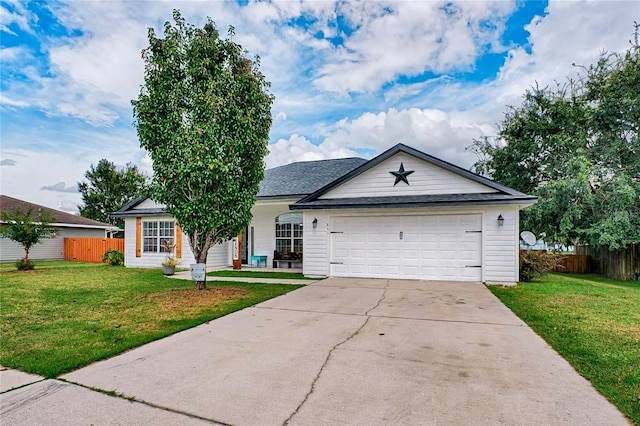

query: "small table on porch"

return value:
[250, 255, 268, 268]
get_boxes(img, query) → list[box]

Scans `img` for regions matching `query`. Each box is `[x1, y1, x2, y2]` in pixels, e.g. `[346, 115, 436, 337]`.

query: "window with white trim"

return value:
[143, 220, 175, 253]
[275, 213, 303, 256]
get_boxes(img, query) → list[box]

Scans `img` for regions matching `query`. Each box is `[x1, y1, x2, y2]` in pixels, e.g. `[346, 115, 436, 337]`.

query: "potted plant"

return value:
[161, 240, 179, 275]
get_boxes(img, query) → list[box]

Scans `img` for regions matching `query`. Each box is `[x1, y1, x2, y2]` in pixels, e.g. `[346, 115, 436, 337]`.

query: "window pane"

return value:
[293, 239, 303, 253]
[276, 212, 303, 224]
[143, 237, 157, 253]
[276, 239, 291, 253]
[143, 221, 158, 237]
[159, 221, 174, 237]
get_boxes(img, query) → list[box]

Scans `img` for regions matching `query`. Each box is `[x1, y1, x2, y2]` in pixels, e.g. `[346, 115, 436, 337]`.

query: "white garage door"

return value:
[330, 214, 482, 281]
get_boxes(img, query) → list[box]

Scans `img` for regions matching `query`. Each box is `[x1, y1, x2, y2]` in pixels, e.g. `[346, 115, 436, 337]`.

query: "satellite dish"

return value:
[520, 231, 537, 246]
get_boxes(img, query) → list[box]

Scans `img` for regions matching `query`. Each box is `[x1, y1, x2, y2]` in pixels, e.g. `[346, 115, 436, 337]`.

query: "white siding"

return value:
[303, 212, 331, 277]
[134, 199, 165, 209]
[123, 215, 229, 268]
[321, 153, 497, 199]
[482, 206, 519, 284]
[302, 205, 521, 284]
[0, 227, 106, 262]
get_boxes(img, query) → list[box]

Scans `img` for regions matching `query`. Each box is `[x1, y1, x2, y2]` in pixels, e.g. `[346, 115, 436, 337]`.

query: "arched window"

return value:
[275, 213, 303, 257]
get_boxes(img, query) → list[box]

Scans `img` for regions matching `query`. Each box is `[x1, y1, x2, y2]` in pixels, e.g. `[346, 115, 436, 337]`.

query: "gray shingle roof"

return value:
[0, 195, 116, 228]
[257, 157, 368, 198]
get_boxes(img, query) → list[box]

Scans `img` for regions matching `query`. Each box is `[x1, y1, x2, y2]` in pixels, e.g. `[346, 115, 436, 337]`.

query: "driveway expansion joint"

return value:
[61, 379, 229, 426]
[282, 281, 390, 425]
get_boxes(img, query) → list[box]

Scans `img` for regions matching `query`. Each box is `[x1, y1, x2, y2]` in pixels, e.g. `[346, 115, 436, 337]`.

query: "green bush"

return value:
[102, 250, 124, 266]
[519, 249, 565, 282]
[14, 258, 35, 271]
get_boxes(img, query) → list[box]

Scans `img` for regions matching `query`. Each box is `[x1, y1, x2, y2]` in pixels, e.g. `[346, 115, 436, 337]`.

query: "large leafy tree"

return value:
[132, 10, 273, 289]
[78, 159, 147, 231]
[1, 206, 57, 268]
[469, 26, 639, 250]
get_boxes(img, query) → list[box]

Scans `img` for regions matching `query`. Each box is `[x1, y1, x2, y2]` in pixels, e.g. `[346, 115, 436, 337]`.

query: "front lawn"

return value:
[489, 273, 639, 425]
[0, 262, 302, 378]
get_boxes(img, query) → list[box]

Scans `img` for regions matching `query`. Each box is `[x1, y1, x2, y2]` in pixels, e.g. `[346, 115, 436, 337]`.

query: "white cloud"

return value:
[266, 134, 360, 168]
[40, 182, 78, 193]
[0, 0, 35, 35]
[314, 1, 515, 93]
[495, 0, 637, 104]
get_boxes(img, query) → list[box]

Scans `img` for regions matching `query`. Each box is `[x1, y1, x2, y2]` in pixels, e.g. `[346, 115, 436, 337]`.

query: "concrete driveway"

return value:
[2, 278, 628, 425]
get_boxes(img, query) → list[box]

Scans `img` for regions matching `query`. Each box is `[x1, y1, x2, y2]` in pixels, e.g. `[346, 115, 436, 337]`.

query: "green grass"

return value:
[0, 260, 101, 272]
[489, 273, 640, 425]
[207, 269, 317, 280]
[0, 262, 302, 378]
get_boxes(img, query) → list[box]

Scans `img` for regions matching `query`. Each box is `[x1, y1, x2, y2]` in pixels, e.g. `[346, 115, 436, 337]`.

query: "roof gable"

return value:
[292, 144, 536, 210]
[319, 152, 497, 199]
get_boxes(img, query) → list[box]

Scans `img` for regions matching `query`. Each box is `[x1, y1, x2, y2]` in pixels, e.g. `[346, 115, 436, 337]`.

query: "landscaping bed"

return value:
[489, 273, 639, 425]
[0, 261, 301, 377]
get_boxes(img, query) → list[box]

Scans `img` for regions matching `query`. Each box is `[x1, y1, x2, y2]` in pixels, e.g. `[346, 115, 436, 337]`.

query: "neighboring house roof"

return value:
[0, 195, 117, 229]
[258, 157, 367, 198]
[291, 143, 537, 210]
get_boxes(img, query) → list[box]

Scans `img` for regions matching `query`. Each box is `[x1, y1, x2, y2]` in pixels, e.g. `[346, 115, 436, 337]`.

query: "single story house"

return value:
[114, 144, 536, 284]
[0, 195, 119, 262]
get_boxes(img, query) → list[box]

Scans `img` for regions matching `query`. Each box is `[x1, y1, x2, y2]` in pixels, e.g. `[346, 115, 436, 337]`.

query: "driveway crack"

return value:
[283, 281, 389, 425]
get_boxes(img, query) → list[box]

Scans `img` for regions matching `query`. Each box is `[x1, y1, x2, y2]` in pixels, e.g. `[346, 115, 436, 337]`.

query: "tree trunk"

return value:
[195, 279, 206, 290]
[194, 248, 207, 290]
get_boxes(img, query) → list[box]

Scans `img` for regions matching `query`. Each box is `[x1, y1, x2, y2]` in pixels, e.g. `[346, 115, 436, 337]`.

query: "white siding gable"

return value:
[319, 153, 497, 199]
[134, 199, 165, 209]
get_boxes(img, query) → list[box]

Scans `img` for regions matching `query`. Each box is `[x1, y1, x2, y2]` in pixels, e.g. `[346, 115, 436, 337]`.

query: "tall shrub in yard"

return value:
[132, 10, 273, 289]
[519, 250, 565, 282]
[0, 206, 57, 270]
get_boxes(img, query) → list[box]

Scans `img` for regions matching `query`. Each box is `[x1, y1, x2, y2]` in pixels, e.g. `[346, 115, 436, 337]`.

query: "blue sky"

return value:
[1, 0, 638, 213]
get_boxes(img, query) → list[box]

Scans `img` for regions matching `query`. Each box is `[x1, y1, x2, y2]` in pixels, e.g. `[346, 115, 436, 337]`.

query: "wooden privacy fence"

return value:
[64, 238, 124, 263]
[576, 244, 640, 281]
[553, 255, 589, 274]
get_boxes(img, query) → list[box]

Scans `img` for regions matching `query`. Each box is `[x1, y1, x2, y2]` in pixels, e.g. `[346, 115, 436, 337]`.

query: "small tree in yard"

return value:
[0, 206, 57, 270]
[132, 10, 273, 289]
[79, 159, 147, 232]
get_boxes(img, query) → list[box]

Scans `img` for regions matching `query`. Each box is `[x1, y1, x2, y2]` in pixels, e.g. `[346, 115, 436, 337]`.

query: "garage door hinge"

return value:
[330, 231, 344, 234]
[465, 265, 482, 268]
[330, 262, 344, 264]
[465, 230, 482, 233]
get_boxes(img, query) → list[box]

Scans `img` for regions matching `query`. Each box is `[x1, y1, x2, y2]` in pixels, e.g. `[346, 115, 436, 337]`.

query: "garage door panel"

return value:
[384, 265, 400, 275]
[385, 249, 400, 259]
[367, 265, 382, 275]
[403, 250, 419, 259]
[422, 250, 437, 261]
[330, 214, 482, 281]
[403, 266, 418, 277]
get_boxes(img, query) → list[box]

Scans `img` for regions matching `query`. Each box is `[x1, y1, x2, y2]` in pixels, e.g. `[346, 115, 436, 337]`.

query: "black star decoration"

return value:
[389, 162, 414, 186]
